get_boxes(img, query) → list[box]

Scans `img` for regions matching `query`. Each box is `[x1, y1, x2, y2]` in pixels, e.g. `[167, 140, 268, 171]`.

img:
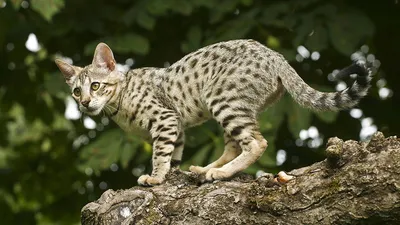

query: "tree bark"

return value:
[81, 132, 400, 225]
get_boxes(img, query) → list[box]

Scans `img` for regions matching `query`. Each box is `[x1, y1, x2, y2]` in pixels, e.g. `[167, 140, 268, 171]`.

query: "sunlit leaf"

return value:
[31, 0, 64, 21]
[51, 113, 73, 131]
[41, 138, 52, 152]
[0, 147, 13, 168]
[266, 35, 280, 49]
[7, 104, 49, 145]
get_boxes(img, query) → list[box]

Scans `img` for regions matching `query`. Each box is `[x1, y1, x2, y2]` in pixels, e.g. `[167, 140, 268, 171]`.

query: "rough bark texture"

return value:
[81, 132, 400, 225]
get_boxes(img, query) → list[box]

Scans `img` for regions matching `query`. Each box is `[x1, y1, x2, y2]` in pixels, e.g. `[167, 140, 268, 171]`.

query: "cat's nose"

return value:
[81, 99, 91, 108]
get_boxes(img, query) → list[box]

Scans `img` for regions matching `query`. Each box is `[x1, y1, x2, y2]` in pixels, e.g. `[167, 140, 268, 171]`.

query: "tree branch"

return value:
[81, 132, 400, 225]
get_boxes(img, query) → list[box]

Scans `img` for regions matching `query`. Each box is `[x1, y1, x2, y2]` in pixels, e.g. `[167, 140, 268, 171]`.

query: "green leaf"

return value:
[293, 0, 323, 8]
[328, 11, 374, 55]
[259, 3, 289, 27]
[119, 140, 139, 169]
[84, 33, 150, 55]
[31, 0, 64, 21]
[241, 0, 253, 6]
[305, 25, 328, 51]
[44, 72, 69, 98]
[315, 111, 338, 123]
[51, 113, 73, 131]
[278, 48, 296, 62]
[205, 10, 258, 44]
[0, 147, 13, 168]
[209, 0, 240, 24]
[259, 98, 286, 133]
[122, 6, 137, 26]
[171, 0, 193, 15]
[313, 4, 337, 17]
[181, 26, 202, 53]
[185, 124, 213, 148]
[10, 0, 22, 9]
[137, 11, 156, 30]
[192, 0, 215, 8]
[78, 129, 123, 173]
[182, 143, 213, 170]
[257, 136, 276, 167]
[146, 0, 172, 16]
[284, 96, 312, 138]
[292, 15, 314, 47]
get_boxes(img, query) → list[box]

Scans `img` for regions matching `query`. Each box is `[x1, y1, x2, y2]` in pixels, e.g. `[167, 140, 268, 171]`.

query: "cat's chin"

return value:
[80, 107, 102, 116]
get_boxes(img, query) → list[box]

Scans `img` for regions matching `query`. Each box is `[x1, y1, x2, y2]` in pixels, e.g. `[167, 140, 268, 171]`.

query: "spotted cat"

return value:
[55, 39, 371, 186]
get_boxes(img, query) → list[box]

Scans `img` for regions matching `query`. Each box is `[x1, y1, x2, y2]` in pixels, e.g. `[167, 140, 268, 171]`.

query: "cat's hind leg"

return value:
[205, 118, 267, 181]
[189, 132, 241, 174]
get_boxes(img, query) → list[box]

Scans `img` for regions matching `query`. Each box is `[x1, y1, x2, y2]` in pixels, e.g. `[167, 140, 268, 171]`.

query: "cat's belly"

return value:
[181, 108, 211, 128]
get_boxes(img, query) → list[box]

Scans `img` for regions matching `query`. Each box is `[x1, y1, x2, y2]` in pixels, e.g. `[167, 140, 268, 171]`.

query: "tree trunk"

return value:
[81, 132, 400, 225]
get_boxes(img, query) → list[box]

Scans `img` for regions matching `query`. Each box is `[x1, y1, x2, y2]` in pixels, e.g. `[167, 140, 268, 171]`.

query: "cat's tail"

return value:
[280, 62, 372, 111]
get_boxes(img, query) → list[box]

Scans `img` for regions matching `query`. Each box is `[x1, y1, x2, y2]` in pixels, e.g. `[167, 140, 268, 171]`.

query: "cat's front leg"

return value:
[138, 116, 181, 186]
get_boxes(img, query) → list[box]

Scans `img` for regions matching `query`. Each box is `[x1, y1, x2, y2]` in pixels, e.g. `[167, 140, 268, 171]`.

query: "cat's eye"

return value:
[91, 82, 100, 91]
[73, 88, 81, 97]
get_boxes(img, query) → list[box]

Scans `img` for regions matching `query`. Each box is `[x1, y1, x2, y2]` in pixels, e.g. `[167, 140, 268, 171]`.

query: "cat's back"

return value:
[159, 39, 285, 127]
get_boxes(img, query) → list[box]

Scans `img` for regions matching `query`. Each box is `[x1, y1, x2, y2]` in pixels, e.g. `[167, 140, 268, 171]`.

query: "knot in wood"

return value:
[326, 137, 344, 167]
[366, 131, 386, 153]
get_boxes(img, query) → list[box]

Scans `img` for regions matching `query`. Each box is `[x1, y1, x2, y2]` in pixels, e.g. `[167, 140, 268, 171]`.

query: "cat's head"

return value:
[55, 43, 125, 116]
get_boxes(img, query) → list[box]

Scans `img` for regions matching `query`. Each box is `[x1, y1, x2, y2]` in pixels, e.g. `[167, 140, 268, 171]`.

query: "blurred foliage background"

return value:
[0, 0, 399, 224]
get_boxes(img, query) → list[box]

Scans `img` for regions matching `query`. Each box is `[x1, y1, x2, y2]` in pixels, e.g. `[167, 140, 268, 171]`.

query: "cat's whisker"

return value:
[105, 104, 129, 115]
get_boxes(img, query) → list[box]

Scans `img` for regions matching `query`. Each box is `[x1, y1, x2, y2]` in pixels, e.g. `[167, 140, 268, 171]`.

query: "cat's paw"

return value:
[205, 168, 232, 181]
[189, 165, 209, 174]
[137, 174, 163, 186]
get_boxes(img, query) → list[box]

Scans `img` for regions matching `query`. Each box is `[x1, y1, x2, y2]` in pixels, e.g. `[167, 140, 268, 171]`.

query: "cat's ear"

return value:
[92, 43, 116, 71]
[55, 59, 82, 86]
